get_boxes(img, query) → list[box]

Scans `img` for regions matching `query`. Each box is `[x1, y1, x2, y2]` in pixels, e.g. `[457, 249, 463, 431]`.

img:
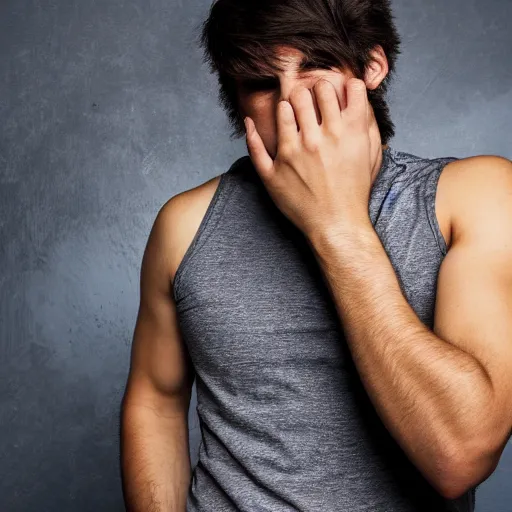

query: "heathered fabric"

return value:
[173, 147, 477, 512]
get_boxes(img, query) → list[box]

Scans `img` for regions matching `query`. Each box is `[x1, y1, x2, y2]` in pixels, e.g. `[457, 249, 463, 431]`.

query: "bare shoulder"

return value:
[156, 174, 223, 286]
[438, 154, 512, 250]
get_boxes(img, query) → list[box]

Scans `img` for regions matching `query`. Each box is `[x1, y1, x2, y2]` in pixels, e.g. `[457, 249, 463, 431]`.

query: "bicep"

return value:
[433, 156, 512, 436]
[123, 205, 195, 413]
[434, 241, 512, 385]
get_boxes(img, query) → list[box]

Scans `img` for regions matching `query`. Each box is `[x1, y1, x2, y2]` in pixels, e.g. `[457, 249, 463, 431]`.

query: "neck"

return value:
[370, 144, 389, 186]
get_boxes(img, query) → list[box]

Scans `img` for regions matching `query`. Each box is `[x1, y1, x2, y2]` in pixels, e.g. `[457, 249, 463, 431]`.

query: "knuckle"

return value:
[324, 123, 342, 139]
[315, 79, 333, 94]
[349, 77, 365, 88]
[303, 134, 321, 153]
[277, 141, 296, 160]
[290, 87, 309, 104]
[351, 79, 367, 96]
[346, 114, 365, 131]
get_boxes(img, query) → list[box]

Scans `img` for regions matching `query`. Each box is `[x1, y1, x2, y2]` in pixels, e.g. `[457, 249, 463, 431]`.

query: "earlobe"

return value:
[364, 46, 389, 90]
[363, 73, 377, 91]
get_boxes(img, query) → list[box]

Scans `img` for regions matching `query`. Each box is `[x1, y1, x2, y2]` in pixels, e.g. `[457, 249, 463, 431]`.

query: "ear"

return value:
[364, 45, 389, 91]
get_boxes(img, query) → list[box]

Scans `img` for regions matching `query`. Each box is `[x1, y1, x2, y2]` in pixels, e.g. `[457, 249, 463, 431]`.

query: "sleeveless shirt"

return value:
[172, 147, 477, 512]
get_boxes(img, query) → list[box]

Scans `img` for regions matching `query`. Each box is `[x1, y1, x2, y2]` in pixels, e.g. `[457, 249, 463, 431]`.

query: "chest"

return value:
[175, 197, 443, 375]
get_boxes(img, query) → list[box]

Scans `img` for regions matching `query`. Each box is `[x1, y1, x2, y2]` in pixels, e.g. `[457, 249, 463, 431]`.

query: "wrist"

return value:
[306, 217, 375, 252]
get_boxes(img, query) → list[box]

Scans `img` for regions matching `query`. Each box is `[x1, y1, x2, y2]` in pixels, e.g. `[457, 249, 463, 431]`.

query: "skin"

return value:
[120, 44, 512, 508]
[236, 45, 389, 167]
[243, 45, 512, 499]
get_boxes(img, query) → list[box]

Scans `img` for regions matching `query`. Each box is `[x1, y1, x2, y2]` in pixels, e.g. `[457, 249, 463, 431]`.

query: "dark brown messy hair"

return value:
[195, 0, 402, 146]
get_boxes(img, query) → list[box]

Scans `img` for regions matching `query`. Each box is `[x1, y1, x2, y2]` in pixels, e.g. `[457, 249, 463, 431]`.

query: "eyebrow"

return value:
[298, 55, 318, 71]
[277, 55, 323, 73]
[237, 56, 327, 84]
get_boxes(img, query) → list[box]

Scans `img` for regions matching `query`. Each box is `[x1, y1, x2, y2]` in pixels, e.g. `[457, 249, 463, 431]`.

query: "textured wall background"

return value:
[1, 0, 510, 510]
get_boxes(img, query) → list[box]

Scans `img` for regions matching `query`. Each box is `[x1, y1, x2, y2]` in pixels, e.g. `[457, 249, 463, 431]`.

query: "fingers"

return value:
[289, 88, 319, 133]
[276, 100, 299, 151]
[245, 117, 274, 182]
[344, 78, 369, 132]
[314, 80, 342, 130]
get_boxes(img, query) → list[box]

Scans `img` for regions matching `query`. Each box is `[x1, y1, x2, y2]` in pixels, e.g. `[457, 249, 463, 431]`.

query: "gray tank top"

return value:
[173, 147, 477, 512]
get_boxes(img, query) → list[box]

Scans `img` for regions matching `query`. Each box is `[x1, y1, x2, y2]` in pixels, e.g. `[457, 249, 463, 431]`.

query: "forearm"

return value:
[121, 402, 192, 512]
[307, 225, 494, 482]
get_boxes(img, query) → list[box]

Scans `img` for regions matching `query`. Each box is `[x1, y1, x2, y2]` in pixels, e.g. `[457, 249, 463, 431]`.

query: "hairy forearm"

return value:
[307, 224, 495, 491]
[121, 402, 192, 512]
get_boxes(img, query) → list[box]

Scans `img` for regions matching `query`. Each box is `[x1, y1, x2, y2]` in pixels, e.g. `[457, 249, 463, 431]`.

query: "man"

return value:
[120, 1, 512, 511]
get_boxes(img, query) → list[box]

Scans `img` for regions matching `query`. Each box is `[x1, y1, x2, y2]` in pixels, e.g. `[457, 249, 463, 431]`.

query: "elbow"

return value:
[433, 435, 505, 500]
[435, 468, 474, 501]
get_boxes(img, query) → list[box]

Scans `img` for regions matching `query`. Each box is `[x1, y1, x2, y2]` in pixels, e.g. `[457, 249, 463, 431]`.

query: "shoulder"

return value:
[152, 174, 223, 285]
[438, 154, 512, 249]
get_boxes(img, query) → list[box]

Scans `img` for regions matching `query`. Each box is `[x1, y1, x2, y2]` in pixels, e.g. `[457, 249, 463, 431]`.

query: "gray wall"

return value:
[1, 0, 510, 510]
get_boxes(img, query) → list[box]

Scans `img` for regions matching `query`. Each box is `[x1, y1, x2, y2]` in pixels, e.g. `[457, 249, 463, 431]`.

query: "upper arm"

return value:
[433, 155, 512, 455]
[122, 197, 195, 416]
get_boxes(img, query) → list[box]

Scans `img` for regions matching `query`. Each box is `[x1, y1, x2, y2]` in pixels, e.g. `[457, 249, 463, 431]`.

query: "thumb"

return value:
[245, 117, 274, 184]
